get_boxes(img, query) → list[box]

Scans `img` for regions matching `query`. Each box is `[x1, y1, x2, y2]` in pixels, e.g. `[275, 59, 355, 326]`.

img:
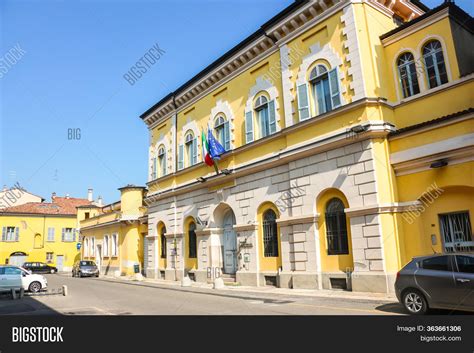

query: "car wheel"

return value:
[403, 289, 428, 315]
[78, 272, 82, 278]
[95, 274, 99, 277]
[28, 281, 42, 293]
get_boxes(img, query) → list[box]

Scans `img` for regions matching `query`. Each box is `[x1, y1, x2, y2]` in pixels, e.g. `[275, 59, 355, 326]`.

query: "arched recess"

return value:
[316, 188, 354, 273]
[184, 216, 198, 271]
[34, 233, 43, 249]
[157, 221, 167, 269]
[213, 203, 237, 274]
[257, 202, 282, 272]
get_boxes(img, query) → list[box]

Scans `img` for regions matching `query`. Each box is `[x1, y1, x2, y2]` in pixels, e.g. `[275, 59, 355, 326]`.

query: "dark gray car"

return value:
[395, 253, 474, 314]
[72, 260, 99, 278]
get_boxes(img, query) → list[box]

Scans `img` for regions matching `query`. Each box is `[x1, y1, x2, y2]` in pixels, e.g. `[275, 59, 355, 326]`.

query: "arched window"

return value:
[157, 145, 166, 177]
[103, 235, 109, 257]
[309, 64, 341, 115]
[214, 115, 230, 151]
[160, 226, 167, 259]
[254, 95, 270, 139]
[422, 40, 448, 89]
[91, 237, 95, 257]
[325, 198, 349, 255]
[184, 131, 197, 167]
[262, 209, 279, 257]
[188, 222, 197, 259]
[397, 52, 420, 98]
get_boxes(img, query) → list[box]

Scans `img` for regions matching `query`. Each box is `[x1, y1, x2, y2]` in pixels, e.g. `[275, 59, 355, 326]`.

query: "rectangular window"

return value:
[1, 227, 19, 242]
[62, 228, 74, 242]
[245, 111, 254, 143]
[103, 235, 109, 257]
[178, 144, 184, 170]
[47, 227, 55, 242]
[111, 233, 118, 257]
[46, 252, 54, 263]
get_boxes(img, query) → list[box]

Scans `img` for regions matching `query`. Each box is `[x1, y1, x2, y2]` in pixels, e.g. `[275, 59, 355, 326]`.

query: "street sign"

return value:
[76, 243, 81, 250]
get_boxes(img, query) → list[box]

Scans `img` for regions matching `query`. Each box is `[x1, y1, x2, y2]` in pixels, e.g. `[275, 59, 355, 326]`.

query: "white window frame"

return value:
[84, 238, 89, 257]
[157, 145, 166, 177]
[111, 233, 118, 257]
[91, 237, 95, 257]
[103, 235, 109, 257]
[47, 227, 55, 242]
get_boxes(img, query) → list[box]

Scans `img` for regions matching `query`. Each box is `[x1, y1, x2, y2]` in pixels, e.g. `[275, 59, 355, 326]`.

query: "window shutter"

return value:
[178, 144, 184, 170]
[61, 228, 65, 242]
[15, 227, 19, 241]
[2, 227, 6, 241]
[152, 157, 157, 179]
[192, 138, 198, 165]
[328, 68, 341, 108]
[297, 83, 310, 121]
[73, 229, 76, 242]
[162, 154, 167, 176]
[268, 100, 277, 134]
[224, 121, 230, 151]
[245, 111, 254, 143]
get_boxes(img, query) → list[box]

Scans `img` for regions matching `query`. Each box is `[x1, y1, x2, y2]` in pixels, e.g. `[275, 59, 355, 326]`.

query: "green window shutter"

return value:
[328, 68, 341, 108]
[178, 144, 184, 170]
[224, 121, 230, 151]
[162, 153, 167, 176]
[245, 111, 254, 143]
[192, 138, 198, 165]
[15, 227, 19, 241]
[297, 83, 310, 121]
[268, 100, 277, 134]
[2, 227, 6, 241]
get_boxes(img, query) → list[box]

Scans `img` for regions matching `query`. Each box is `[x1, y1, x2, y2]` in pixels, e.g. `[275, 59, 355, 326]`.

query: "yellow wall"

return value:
[257, 202, 282, 272]
[316, 189, 354, 272]
[0, 214, 80, 269]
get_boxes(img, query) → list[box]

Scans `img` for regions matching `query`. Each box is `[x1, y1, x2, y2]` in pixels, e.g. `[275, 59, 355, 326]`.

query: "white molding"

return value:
[345, 201, 423, 217]
[210, 99, 235, 149]
[382, 8, 450, 47]
[280, 44, 294, 128]
[390, 133, 474, 165]
[341, 4, 366, 101]
[416, 34, 453, 85]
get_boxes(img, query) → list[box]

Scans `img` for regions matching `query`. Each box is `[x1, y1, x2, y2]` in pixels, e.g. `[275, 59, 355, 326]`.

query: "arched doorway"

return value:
[223, 210, 237, 274]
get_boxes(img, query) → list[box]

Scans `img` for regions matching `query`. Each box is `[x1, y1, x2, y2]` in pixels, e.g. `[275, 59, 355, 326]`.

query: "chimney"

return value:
[97, 196, 103, 206]
[87, 188, 93, 202]
[65, 193, 70, 199]
[2, 185, 7, 192]
[51, 192, 56, 201]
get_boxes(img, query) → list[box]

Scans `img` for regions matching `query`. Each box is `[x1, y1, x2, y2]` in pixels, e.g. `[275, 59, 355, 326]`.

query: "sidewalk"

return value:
[94, 274, 397, 303]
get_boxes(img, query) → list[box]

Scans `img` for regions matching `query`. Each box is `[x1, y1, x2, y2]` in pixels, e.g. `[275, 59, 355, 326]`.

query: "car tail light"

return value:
[396, 271, 400, 280]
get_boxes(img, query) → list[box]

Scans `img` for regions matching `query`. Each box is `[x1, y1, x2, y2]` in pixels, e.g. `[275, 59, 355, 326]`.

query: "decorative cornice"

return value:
[277, 214, 319, 226]
[345, 201, 423, 217]
[234, 223, 259, 232]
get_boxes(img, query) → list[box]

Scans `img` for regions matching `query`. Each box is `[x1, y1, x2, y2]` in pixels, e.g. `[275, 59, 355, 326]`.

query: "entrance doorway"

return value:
[223, 211, 237, 274]
[440, 211, 474, 252]
[56, 255, 64, 272]
[96, 245, 102, 271]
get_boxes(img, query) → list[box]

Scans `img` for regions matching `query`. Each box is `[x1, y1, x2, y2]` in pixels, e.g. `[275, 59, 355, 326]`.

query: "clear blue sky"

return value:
[1, 0, 472, 204]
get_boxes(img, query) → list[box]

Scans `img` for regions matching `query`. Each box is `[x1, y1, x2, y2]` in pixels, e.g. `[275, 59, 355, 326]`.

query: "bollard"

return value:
[62, 285, 68, 296]
[11, 288, 17, 300]
[213, 277, 225, 289]
[19, 288, 24, 299]
[181, 276, 192, 287]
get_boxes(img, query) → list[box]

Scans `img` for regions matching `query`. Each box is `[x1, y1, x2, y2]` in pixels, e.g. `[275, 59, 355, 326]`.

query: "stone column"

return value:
[234, 224, 259, 287]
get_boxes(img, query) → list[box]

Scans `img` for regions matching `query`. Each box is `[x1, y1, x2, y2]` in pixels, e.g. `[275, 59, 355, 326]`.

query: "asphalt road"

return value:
[0, 274, 405, 315]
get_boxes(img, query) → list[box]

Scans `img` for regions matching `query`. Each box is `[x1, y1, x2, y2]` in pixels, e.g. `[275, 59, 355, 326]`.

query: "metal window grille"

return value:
[325, 198, 349, 255]
[160, 227, 167, 258]
[440, 212, 474, 253]
[263, 210, 278, 257]
[188, 223, 197, 258]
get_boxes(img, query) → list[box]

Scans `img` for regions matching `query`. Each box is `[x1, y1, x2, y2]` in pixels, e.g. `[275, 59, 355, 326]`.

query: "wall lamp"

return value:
[220, 169, 232, 175]
[430, 160, 448, 169]
[196, 177, 206, 183]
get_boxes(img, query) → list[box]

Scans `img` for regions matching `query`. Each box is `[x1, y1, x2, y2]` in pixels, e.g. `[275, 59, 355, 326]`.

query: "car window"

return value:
[420, 256, 451, 271]
[4, 267, 22, 275]
[0, 268, 5, 275]
[455, 255, 474, 274]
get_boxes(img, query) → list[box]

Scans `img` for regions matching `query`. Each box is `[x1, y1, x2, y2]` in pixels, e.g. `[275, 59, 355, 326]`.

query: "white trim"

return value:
[390, 133, 474, 165]
[210, 99, 235, 150]
[280, 44, 294, 128]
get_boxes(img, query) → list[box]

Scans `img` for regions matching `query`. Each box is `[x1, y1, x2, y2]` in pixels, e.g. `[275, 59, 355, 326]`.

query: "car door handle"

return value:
[456, 278, 470, 283]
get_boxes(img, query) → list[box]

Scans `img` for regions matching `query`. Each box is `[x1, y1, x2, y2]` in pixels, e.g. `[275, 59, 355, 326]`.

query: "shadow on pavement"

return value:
[0, 295, 61, 315]
[375, 302, 473, 315]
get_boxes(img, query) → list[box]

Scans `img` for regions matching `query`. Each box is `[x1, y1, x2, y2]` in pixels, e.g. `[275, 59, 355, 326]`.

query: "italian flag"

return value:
[202, 129, 214, 167]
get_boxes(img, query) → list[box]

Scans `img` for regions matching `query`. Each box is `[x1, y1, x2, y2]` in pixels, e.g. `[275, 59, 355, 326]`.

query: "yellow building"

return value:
[139, 0, 473, 292]
[78, 185, 148, 276]
[0, 192, 94, 271]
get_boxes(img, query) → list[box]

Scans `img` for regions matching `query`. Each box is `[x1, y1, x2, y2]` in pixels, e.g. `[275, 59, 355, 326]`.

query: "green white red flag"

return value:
[202, 129, 214, 167]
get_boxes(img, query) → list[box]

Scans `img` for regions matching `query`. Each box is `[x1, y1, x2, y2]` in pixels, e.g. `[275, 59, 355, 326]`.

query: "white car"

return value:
[0, 265, 48, 293]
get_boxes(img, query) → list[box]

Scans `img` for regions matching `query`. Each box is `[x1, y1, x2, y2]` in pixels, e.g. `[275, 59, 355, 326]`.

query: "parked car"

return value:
[23, 262, 58, 274]
[395, 253, 474, 314]
[0, 265, 48, 293]
[72, 260, 99, 278]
